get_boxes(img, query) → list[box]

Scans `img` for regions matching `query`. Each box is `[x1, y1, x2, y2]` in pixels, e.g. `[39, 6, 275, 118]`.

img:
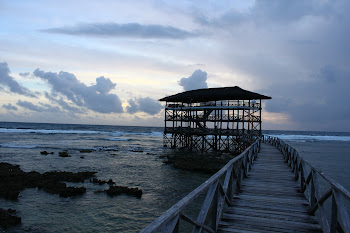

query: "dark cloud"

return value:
[263, 64, 350, 130]
[317, 65, 337, 83]
[33, 69, 123, 114]
[189, 0, 350, 131]
[178, 69, 208, 91]
[44, 92, 83, 114]
[17, 100, 45, 112]
[19, 72, 30, 77]
[2, 103, 18, 111]
[17, 100, 61, 113]
[0, 62, 36, 97]
[196, 0, 334, 27]
[126, 97, 162, 115]
[251, 0, 330, 23]
[42, 23, 197, 39]
[126, 99, 138, 114]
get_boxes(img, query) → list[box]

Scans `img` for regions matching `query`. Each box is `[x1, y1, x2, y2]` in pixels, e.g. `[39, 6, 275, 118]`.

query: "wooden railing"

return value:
[140, 139, 261, 233]
[264, 135, 350, 233]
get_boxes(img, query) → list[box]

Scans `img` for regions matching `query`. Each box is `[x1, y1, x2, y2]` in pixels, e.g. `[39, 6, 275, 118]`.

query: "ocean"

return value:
[0, 122, 349, 232]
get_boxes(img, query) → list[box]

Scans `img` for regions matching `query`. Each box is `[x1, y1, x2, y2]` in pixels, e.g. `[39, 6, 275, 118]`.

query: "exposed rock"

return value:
[80, 156, 85, 159]
[0, 162, 96, 200]
[131, 149, 143, 153]
[0, 208, 21, 228]
[40, 151, 54, 155]
[163, 152, 231, 174]
[102, 148, 118, 151]
[92, 178, 115, 185]
[59, 187, 86, 198]
[59, 151, 70, 157]
[79, 149, 93, 153]
[95, 185, 142, 198]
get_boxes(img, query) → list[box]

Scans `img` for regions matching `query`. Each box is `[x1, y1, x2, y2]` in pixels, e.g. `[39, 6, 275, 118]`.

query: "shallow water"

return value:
[0, 122, 210, 232]
[0, 123, 349, 232]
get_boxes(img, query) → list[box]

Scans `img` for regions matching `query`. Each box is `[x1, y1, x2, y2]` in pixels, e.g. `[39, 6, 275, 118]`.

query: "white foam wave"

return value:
[267, 134, 350, 142]
[0, 143, 38, 149]
[110, 131, 163, 137]
[0, 128, 104, 134]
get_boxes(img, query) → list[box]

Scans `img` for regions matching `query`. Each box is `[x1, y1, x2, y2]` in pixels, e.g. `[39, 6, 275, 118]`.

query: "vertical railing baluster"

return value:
[330, 191, 338, 233]
[333, 190, 350, 232]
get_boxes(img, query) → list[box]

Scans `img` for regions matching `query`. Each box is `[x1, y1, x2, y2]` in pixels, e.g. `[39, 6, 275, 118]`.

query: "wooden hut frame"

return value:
[160, 86, 271, 154]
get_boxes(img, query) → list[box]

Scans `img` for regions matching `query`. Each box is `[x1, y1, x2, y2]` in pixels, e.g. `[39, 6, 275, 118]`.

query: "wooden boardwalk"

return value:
[217, 143, 322, 233]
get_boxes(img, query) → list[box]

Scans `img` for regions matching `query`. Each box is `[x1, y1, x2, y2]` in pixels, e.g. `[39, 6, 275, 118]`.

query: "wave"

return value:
[105, 138, 132, 141]
[0, 128, 164, 137]
[0, 128, 105, 134]
[110, 131, 163, 137]
[266, 134, 350, 142]
[0, 143, 39, 149]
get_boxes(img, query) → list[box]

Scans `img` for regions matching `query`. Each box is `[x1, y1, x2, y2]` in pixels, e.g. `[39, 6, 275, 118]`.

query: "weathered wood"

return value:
[161, 215, 179, 233]
[141, 136, 350, 233]
[140, 140, 260, 233]
[263, 136, 350, 233]
[217, 143, 322, 233]
[333, 190, 350, 232]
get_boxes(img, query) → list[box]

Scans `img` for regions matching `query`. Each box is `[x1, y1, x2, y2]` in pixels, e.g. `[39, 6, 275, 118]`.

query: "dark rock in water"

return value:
[104, 149, 118, 151]
[95, 185, 142, 198]
[131, 149, 143, 153]
[79, 149, 93, 153]
[163, 152, 231, 174]
[41, 151, 54, 155]
[59, 151, 70, 157]
[59, 187, 86, 198]
[0, 162, 96, 200]
[92, 178, 115, 185]
[107, 179, 115, 185]
[80, 156, 85, 159]
[42, 171, 97, 183]
[0, 208, 21, 228]
[92, 178, 106, 185]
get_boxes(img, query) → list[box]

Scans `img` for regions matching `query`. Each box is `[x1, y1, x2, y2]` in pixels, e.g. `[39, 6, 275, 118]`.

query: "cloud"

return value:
[33, 69, 123, 113]
[42, 22, 197, 39]
[17, 100, 45, 112]
[0, 62, 36, 97]
[178, 69, 208, 91]
[17, 100, 61, 113]
[196, 0, 334, 27]
[186, 0, 350, 131]
[19, 72, 30, 77]
[44, 92, 83, 114]
[126, 97, 162, 115]
[2, 103, 18, 111]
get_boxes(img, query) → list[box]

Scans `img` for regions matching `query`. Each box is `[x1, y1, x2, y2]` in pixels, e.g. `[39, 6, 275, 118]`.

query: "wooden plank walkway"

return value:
[217, 143, 322, 233]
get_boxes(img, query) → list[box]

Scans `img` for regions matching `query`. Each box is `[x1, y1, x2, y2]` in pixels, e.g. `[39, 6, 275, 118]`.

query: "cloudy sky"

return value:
[1, 0, 349, 131]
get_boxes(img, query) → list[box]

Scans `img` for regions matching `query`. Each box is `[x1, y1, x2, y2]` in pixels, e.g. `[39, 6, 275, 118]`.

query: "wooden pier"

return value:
[140, 136, 350, 233]
[217, 143, 321, 232]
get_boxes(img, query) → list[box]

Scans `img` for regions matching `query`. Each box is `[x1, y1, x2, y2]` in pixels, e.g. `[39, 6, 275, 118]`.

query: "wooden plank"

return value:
[217, 143, 322, 233]
[219, 216, 321, 233]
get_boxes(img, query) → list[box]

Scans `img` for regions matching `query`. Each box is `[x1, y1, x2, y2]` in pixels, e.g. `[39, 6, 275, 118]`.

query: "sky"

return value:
[0, 0, 349, 131]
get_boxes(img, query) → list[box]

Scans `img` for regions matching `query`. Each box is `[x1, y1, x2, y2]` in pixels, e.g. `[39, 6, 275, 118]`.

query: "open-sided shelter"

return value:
[159, 86, 271, 153]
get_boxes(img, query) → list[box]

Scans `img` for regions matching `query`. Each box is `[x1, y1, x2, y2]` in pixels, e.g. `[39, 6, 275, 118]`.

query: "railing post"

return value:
[330, 191, 338, 233]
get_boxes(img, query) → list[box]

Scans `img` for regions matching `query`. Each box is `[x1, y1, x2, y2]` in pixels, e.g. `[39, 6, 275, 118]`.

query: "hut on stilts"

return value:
[159, 86, 271, 154]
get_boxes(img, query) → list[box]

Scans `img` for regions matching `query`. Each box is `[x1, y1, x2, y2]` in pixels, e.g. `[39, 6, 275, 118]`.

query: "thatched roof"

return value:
[160, 86, 271, 103]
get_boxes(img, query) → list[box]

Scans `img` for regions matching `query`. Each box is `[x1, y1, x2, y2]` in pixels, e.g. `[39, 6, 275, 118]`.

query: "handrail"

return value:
[140, 139, 261, 233]
[264, 135, 350, 233]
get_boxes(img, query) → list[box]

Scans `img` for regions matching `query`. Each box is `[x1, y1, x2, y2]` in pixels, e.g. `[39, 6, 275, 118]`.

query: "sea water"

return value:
[0, 122, 349, 232]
